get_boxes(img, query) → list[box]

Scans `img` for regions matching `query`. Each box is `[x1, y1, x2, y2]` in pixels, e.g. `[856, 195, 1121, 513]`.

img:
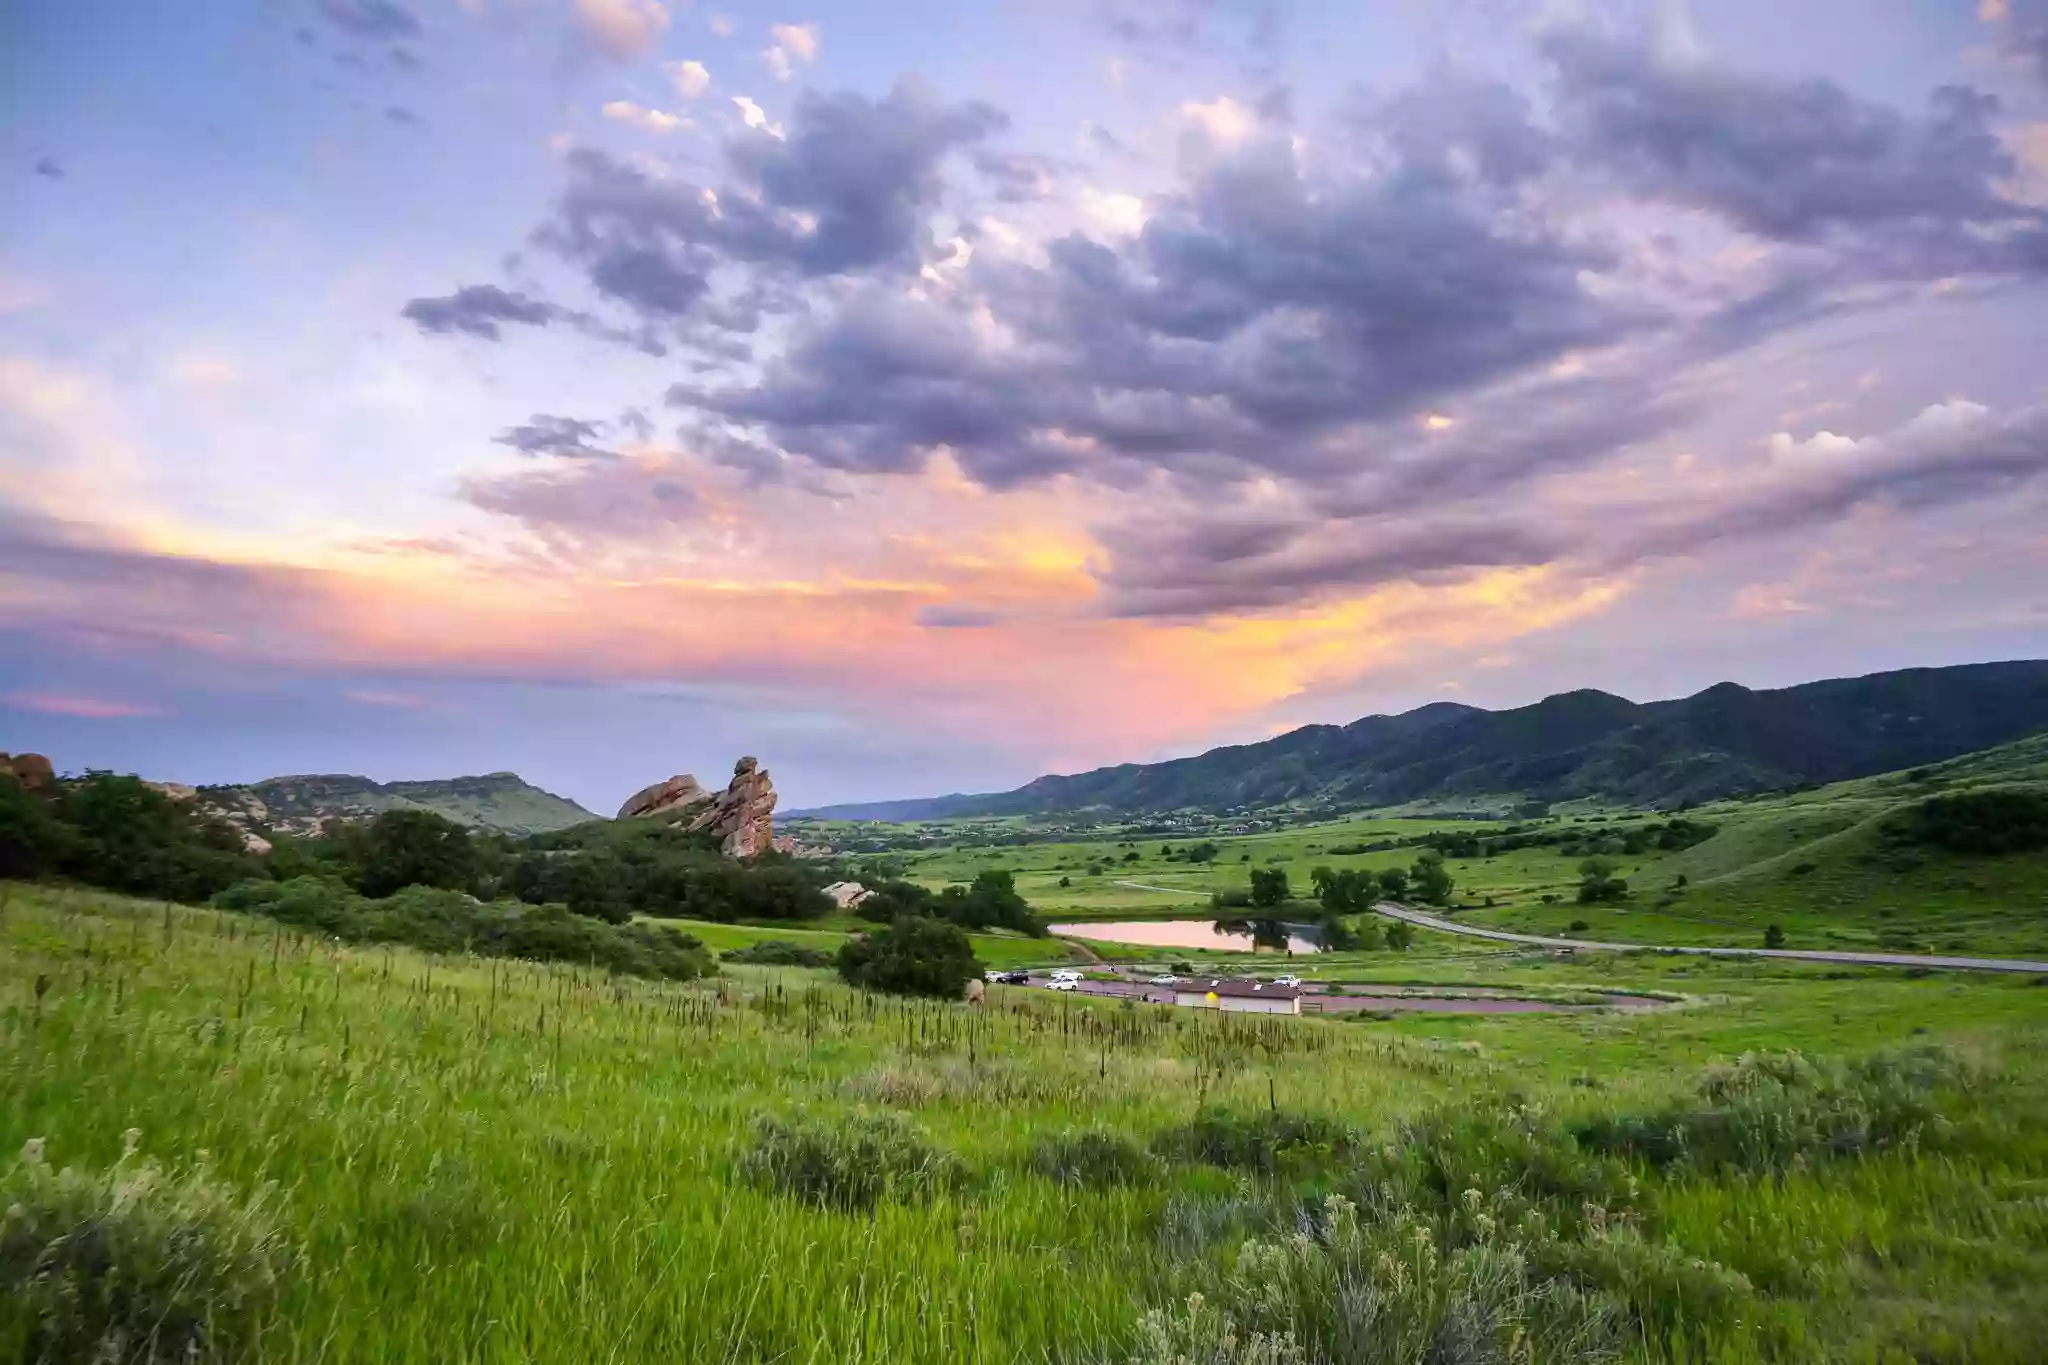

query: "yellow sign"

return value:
[1205, 991, 1218, 1006]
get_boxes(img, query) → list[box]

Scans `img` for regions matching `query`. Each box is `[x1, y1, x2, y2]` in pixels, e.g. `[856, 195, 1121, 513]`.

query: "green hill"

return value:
[795, 660, 2048, 820]
[204, 772, 595, 837]
[1457, 732, 2048, 956]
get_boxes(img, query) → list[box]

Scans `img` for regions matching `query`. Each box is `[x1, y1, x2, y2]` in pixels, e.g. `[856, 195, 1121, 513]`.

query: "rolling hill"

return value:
[792, 660, 2048, 820]
[199, 771, 596, 838]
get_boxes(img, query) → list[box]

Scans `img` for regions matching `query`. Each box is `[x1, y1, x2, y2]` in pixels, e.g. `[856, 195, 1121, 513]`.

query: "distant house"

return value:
[821, 881, 872, 909]
[1173, 979, 1302, 1015]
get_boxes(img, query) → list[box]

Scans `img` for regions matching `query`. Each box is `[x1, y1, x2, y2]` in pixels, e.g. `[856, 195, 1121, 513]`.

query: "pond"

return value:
[1049, 918, 1327, 954]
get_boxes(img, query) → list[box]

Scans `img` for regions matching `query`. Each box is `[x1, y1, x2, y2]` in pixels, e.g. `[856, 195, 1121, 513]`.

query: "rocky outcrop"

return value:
[617, 774, 709, 820]
[145, 780, 275, 855]
[822, 881, 871, 909]
[618, 756, 778, 859]
[0, 753, 56, 793]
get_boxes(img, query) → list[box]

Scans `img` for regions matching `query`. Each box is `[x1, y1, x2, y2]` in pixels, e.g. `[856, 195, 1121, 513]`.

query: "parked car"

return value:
[985, 969, 1006, 983]
[1273, 974, 1304, 988]
[998, 970, 1030, 985]
[1049, 969, 1083, 982]
[1149, 973, 1180, 986]
[1044, 977, 1078, 991]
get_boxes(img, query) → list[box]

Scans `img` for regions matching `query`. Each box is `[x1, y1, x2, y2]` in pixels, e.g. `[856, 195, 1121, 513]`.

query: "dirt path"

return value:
[1373, 903, 2048, 975]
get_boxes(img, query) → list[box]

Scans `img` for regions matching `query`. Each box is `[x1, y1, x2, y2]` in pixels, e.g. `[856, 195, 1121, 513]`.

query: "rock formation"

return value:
[822, 880, 872, 909]
[0, 753, 56, 793]
[617, 756, 778, 859]
[617, 774, 708, 820]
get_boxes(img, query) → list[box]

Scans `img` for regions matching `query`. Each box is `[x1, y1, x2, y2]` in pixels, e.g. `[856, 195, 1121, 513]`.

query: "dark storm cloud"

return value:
[492, 414, 615, 459]
[314, 0, 420, 42]
[1545, 31, 2046, 268]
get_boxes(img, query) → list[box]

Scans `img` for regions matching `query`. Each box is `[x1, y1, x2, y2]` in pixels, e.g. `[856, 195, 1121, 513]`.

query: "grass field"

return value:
[842, 740, 2048, 960]
[7, 881, 2048, 1362]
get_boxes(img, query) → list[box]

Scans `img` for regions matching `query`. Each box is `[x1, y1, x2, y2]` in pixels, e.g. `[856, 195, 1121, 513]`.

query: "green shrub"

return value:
[837, 916, 980, 999]
[1572, 1046, 1967, 1173]
[1900, 787, 2048, 854]
[1121, 1293, 1304, 1365]
[210, 877, 712, 980]
[739, 1111, 960, 1210]
[0, 1136, 290, 1364]
[1153, 1109, 1355, 1173]
[1029, 1127, 1154, 1188]
[722, 939, 834, 968]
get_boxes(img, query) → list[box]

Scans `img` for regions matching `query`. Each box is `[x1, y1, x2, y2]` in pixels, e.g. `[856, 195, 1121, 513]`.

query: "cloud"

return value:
[384, 104, 423, 127]
[3, 691, 163, 719]
[1545, 30, 2047, 273]
[916, 604, 1002, 628]
[399, 282, 670, 353]
[315, 0, 421, 41]
[732, 95, 777, 134]
[492, 413, 617, 459]
[602, 99, 688, 133]
[667, 58, 711, 98]
[400, 284, 558, 339]
[33, 157, 62, 179]
[1987, 0, 2048, 83]
[709, 12, 735, 37]
[762, 21, 819, 79]
[574, 0, 669, 60]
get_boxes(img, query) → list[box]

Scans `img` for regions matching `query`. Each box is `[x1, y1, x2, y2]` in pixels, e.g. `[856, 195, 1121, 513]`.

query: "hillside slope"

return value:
[202, 772, 595, 837]
[794, 660, 2048, 819]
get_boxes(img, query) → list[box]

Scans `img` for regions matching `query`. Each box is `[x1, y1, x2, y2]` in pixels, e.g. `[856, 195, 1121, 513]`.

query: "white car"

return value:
[1149, 973, 1180, 986]
[1049, 969, 1083, 982]
[984, 969, 1006, 982]
[1044, 977, 1078, 991]
[1273, 975, 1304, 988]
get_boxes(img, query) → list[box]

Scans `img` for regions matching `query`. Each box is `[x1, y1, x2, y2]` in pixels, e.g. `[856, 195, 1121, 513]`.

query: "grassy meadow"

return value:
[8, 881, 2048, 1362]
[824, 740, 2048, 961]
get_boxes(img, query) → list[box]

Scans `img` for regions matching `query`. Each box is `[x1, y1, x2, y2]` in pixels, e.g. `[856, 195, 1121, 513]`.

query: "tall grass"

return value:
[3, 883, 2047, 1362]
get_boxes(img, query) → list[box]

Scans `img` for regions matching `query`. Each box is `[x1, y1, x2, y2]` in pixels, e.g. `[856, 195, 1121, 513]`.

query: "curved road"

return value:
[1373, 903, 2048, 975]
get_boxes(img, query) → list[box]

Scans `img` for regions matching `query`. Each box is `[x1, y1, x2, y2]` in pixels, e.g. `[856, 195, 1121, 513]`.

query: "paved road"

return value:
[1113, 879, 1206, 896]
[1373, 903, 2048, 975]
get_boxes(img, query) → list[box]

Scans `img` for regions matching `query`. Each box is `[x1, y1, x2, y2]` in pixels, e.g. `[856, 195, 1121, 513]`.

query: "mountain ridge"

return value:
[201, 770, 595, 837]
[787, 660, 2048, 821]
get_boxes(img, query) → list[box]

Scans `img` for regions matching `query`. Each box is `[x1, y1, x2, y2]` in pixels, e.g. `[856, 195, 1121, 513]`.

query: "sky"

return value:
[3, 0, 2047, 814]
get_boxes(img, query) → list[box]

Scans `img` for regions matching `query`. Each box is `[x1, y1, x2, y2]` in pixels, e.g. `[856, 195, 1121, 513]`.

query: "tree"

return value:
[1350, 916, 1383, 951]
[837, 916, 981, 999]
[1575, 857, 1629, 905]
[1308, 866, 1336, 898]
[1410, 850, 1454, 906]
[1763, 923, 1787, 950]
[1186, 842, 1220, 864]
[355, 809, 478, 898]
[1377, 866, 1409, 899]
[1383, 919, 1415, 951]
[1248, 866, 1291, 909]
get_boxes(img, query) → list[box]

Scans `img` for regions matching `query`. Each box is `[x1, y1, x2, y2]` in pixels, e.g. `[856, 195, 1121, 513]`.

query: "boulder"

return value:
[1, 753, 56, 793]
[616, 774, 710, 820]
[822, 881, 871, 909]
[619, 756, 778, 859]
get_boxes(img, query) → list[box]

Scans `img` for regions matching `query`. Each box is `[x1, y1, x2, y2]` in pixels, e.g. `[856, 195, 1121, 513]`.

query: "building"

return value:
[1173, 978, 1302, 1015]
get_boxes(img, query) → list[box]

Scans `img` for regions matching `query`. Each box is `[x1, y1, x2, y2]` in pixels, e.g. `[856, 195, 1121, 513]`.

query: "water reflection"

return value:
[1048, 918, 1326, 954]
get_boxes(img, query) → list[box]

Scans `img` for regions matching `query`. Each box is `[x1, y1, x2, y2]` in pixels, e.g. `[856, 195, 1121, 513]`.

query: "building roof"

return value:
[1174, 978, 1303, 1000]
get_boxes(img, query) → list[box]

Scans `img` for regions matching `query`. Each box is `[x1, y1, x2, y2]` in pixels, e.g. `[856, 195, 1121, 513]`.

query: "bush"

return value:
[837, 916, 981, 999]
[353, 808, 479, 899]
[739, 1111, 960, 1210]
[1029, 1127, 1154, 1188]
[1153, 1109, 1355, 1173]
[1900, 787, 2048, 854]
[1572, 1046, 1968, 1173]
[722, 939, 834, 968]
[1, 1136, 290, 1364]
[1575, 857, 1628, 904]
[211, 877, 713, 980]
